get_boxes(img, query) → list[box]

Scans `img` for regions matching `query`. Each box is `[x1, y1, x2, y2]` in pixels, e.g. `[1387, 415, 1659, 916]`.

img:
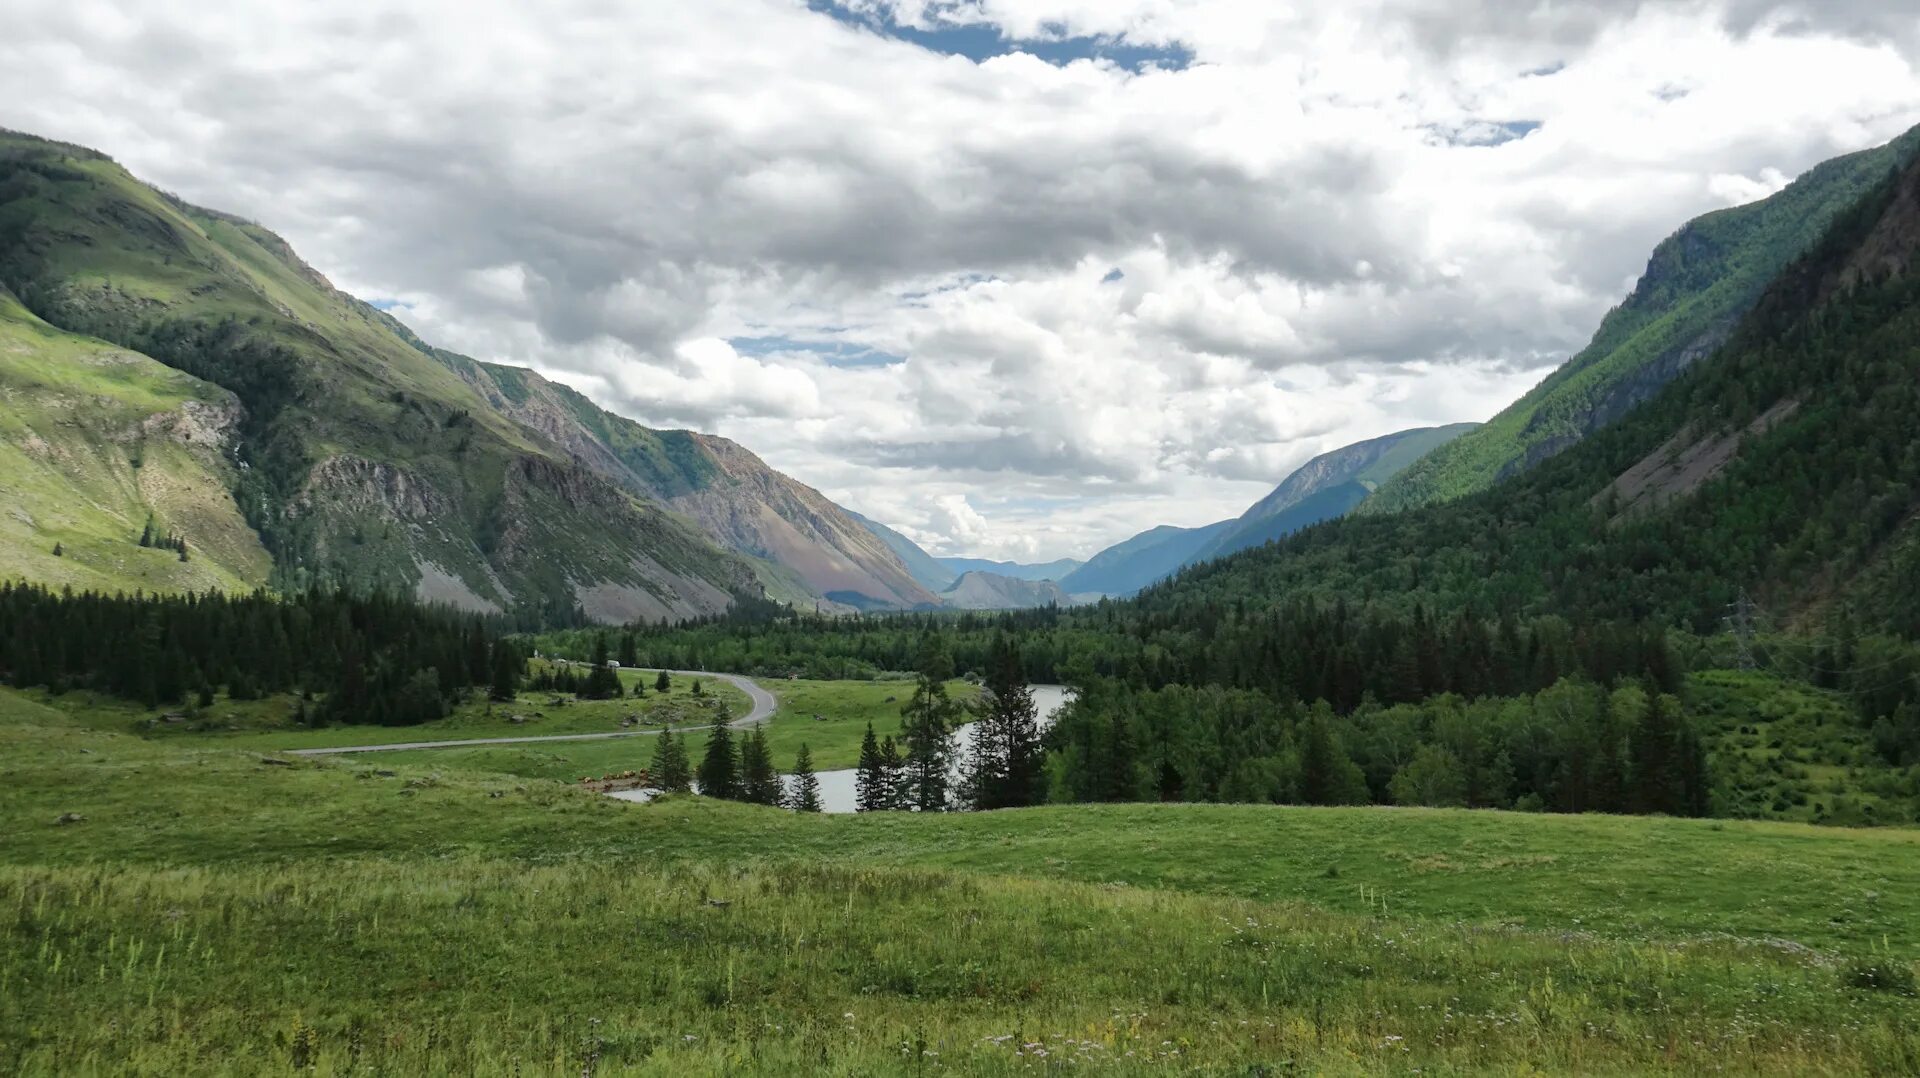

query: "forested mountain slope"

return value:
[1190, 423, 1476, 563]
[0, 130, 931, 620]
[1057, 520, 1233, 597]
[1365, 124, 1920, 514]
[1144, 148, 1920, 637]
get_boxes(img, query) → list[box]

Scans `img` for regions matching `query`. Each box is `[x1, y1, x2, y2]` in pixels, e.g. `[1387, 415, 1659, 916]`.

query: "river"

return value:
[608, 683, 1071, 813]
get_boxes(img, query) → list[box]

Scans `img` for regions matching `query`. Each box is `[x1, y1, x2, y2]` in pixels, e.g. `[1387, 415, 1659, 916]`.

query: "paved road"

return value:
[284, 670, 776, 756]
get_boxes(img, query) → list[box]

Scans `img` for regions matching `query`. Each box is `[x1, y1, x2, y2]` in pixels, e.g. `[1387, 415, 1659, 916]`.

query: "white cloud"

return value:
[1, 0, 1916, 559]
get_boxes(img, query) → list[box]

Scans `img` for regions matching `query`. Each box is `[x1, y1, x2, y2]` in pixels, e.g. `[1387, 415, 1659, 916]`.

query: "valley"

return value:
[4, 16, 1920, 1076]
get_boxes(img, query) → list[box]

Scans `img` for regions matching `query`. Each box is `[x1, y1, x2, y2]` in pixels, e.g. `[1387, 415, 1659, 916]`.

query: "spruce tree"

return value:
[739, 726, 780, 805]
[696, 715, 739, 799]
[879, 735, 909, 810]
[650, 728, 692, 793]
[964, 635, 1044, 810]
[618, 632, 639, 669]
[1298, 713, 1368, 806]
[855, 722, 888, 811]
[788, 743, 823, 812]
[489, 639, 521, 702]
[899, 671, 960, 811]
[51, 542, 62, 557]
[655, 669, 672, 694]
[583, 635, 622, 699]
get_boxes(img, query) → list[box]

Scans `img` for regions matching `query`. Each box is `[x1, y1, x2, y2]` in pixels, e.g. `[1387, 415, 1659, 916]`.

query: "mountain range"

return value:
[0, 129, 931, 623]
[7, 123, 1920, 627]
[1142, 126, 1920, 634]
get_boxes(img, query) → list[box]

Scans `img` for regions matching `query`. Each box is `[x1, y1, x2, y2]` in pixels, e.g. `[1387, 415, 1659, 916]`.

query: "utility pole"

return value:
[1724, 588, 1756, 671]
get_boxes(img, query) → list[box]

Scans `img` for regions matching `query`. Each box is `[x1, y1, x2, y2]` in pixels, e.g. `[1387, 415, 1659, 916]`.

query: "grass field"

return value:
[335, 677, 977, 780]
[4, 685, 1918, 1074]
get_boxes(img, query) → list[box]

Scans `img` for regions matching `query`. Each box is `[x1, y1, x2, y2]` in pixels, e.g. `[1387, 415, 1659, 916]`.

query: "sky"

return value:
[4, 1, 1919, 562]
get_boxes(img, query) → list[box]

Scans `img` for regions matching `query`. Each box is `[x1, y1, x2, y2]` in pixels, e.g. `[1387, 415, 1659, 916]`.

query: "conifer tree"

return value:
[899, 665, 961, 811]
[655, 669, 672, 694]
[964, 634, 1044, 810]
[650, 728, 692, 793]
[879, 735, 909, 810]
[855, 722, 888, 811]
[489, 639, 521, 702]
[51, 542, 62, 557]
[618, 632, 639, 669]
[1298, 712, 1368, 806]
[696, 714, 738, 799]
[739, 726, 780, 805]
[788, 743, 823, 812]
[583, 635, 621, 699]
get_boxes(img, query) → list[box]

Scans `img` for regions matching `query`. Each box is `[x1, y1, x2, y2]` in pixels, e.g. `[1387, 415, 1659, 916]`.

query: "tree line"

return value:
[0, 582, 521, 726]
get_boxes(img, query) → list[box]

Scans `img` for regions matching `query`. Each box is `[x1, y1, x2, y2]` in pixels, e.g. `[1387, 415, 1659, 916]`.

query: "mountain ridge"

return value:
[0, 128, 927, 622]
[1363, 124, 1920, 514]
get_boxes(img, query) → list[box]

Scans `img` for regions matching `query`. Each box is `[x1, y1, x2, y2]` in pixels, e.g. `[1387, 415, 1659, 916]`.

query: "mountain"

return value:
[938, 570, 1074, 610]
[1364, 124, 1920, 515]
[1143, 142, 1920, 636]
[844, 510, 957, 593]
[0, 129, 927, 621]
[0, 285, 272, 595]
[936, 556, 1082, 582]
[1191, 424, 1477, 563]
[1057, 521, 1233, 598]
[432, 357, 939, 611]
[1057, 424, 1475, 599]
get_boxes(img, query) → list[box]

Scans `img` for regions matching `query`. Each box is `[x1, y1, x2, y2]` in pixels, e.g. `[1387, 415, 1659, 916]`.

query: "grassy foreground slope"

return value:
[4, 689, 1919, 1074]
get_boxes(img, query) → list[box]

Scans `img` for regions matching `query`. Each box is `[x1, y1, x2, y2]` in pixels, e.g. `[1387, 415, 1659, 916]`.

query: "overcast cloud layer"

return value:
[4, 1, 1918, 560]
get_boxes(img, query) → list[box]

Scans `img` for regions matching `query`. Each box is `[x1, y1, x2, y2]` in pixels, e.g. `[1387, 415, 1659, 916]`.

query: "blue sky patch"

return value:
[808, 1, 1191, 72]
[1428, 120, 1542, 147]
[731, 334, 906, 368]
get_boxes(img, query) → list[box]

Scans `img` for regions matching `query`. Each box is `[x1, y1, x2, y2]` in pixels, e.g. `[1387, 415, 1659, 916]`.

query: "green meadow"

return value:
[3, 684, 1917, 1074]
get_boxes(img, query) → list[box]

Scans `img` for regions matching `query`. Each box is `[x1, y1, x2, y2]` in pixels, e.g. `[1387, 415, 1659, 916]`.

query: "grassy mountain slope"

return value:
[1057, 519, 1234, 597]
[1365, 125, 1920, 514]
[0, 129, 776, 623]
[1193, 423, 1477, 563]
[0, 287, 270, 593]
[845, 509, 958, 592]
[1143, 146, 1920, 635]
[440, 355, 940, 610]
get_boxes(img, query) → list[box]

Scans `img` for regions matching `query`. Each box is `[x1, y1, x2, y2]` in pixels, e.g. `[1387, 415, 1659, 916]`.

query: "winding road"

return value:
[284, 670, 777, 756]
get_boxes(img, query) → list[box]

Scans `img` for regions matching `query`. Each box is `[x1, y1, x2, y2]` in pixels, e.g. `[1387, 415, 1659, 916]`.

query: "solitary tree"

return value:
[788, 743, 823, 812]
[696, 714, 738, 799]
[51, 542, 63, 557]
[691, 678, 704, 697]
[650, 728, 692, 793]
[655, 669, 672, 694]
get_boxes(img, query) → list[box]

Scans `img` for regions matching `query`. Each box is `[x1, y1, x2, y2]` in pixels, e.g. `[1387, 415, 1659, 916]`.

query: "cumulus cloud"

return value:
[1, 0, 1916, 559]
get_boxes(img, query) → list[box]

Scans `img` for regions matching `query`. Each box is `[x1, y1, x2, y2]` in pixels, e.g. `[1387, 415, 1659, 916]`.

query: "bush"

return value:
[1842, 960, 1917, 996]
